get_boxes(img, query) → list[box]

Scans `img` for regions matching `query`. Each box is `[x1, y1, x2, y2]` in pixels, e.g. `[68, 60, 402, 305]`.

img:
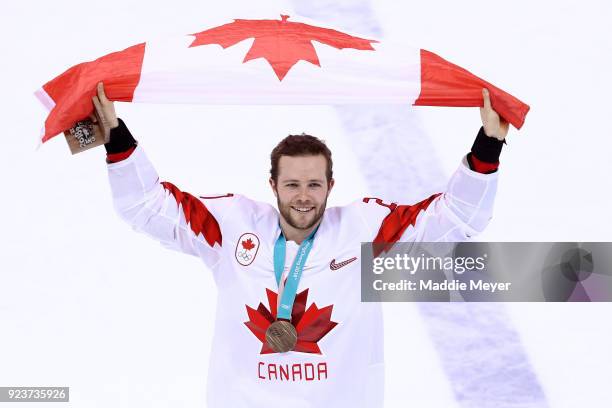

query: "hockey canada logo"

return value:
[235, 233, 260, 266]
[244, 288, 338, 354]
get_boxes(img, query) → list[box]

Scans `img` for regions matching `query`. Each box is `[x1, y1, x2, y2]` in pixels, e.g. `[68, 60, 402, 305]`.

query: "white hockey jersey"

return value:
[107, 145, 498, 408]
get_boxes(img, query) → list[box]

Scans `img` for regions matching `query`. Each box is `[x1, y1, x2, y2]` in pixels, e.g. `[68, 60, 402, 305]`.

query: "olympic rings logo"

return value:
[235, 233, 260, 266]
[237, 249, 253, 262]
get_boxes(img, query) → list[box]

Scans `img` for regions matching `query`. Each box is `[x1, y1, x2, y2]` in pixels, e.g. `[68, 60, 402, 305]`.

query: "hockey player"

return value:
[95, 82, 508, 407]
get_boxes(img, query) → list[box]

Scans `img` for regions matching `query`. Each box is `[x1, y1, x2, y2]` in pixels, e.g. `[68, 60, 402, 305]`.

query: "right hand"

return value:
[479, 88, 509, 141]
[91, 82, 119, 129]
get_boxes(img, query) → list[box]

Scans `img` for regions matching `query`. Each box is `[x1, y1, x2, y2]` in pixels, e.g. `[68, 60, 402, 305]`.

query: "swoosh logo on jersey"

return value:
[330, 257, 357, 270]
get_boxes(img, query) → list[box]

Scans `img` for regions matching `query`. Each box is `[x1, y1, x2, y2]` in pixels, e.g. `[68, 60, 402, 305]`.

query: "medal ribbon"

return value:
[273, 226, 319, 320]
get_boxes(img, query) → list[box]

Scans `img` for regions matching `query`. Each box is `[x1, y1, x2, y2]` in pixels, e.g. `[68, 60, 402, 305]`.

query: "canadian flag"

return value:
[35, 15, 529, 143]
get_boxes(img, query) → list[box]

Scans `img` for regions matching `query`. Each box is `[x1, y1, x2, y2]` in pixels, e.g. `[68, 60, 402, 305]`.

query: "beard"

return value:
[277, 196, 328, 231]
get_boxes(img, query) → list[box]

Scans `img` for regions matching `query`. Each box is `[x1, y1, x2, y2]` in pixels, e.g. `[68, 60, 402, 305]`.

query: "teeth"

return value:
[293, 207, 313, 212]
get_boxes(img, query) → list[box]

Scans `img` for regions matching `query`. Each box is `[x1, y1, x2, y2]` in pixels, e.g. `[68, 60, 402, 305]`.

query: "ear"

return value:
[269, 178, 278, 197]
[327, 178, 335, 195]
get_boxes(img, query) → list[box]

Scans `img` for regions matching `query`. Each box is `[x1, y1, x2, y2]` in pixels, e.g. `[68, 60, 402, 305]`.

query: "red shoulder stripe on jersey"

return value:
[160, 181, 222, 247]
[372, 192, 442, 257]
[468, 153, 500, 174]
[106, 145, 136, 163]
[199, 193, 234, 199]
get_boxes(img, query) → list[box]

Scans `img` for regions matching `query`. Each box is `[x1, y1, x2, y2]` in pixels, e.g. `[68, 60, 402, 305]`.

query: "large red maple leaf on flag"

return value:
[190, 14, 378, 81]
[244, 287, 338, 354]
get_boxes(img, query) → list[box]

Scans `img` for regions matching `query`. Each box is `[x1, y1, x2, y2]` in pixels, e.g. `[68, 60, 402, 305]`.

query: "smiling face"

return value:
[270, 154, 334, 243]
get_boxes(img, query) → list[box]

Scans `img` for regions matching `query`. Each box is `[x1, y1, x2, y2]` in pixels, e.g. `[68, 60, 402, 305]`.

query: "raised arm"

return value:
[95, 83, 231, 269]
[362, 89, 510, 254]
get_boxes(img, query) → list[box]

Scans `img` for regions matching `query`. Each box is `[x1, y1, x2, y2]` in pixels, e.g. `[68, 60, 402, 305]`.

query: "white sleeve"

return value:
[107, 145, 237, 269]
[357, 156, 498, 246]
[403, 156, 498, 242]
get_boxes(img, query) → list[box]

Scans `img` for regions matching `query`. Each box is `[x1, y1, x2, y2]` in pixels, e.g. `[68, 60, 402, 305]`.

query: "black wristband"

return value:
[104, 118, 137, 154]
[471, 126, 505, 163]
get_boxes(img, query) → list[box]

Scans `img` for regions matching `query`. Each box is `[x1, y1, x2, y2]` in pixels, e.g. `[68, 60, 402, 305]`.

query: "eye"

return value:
[309, 183, 322, 188]
[285, 183, 298, 188]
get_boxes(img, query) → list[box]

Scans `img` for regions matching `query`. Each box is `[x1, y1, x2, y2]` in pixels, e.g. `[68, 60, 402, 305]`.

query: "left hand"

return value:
[88, 82, 119, 129]
[480, 88, 509, 141]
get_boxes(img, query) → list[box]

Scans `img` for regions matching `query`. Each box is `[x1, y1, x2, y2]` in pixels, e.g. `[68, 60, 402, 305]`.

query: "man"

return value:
[96, 81, 508, 407]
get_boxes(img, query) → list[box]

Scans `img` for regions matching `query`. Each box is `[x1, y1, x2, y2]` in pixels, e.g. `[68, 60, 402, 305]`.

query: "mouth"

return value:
[291, 206, 315, 213]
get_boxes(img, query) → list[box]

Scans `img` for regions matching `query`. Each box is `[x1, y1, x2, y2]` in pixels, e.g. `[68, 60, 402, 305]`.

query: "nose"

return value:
[295, 186, 311, 203]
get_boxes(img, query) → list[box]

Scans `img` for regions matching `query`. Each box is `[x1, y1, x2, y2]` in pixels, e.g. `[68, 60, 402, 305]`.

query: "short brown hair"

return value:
[270, 133, 333, 183]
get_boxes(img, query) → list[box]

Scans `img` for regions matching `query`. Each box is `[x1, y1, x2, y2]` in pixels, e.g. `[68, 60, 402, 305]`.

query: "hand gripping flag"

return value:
[35, 15, 530, 143]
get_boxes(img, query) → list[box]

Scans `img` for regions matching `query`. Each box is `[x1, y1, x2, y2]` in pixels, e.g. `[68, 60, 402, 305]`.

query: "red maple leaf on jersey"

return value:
[241, 238, 256, 251]
[189, 14, 378, 81]
[244, 288, 338, 354]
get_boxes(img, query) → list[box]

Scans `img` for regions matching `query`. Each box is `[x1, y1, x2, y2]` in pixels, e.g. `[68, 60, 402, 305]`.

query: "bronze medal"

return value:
[265, 320, 297, 353]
